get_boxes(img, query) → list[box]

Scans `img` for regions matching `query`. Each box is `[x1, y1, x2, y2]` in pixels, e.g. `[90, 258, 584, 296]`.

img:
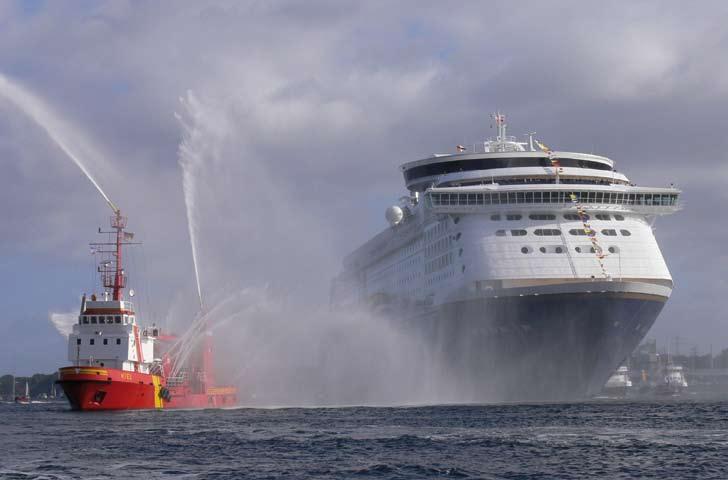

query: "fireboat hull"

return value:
[57, 367, 237, 411]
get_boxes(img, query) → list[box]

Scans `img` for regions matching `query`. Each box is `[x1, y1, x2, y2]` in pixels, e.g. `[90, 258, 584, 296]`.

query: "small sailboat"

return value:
[14, 380, 31, 404]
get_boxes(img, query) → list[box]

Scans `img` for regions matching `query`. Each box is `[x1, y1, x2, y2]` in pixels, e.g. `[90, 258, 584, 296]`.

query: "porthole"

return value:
[601, 229, 617, 236]
[529, 214, 556, 220]
[453, 216, 460, 224]
[608, 246, 619, 254]
[511, 229, 527, 236]
[539, 247, 546, 253]
[569, 229, 587, 236]
[490, 214, 501, 221]
[521, 247, 530, 254]
[534, 229, 561, 236]
[555, 247, 563, 254]
[575, 247, 582, 253]
[595, 214, 611, 221]
[614, 215, 625, 221]
[495, 230, 507, 237]
[506, 214, 522, 221]
[620, 229, 631, 236]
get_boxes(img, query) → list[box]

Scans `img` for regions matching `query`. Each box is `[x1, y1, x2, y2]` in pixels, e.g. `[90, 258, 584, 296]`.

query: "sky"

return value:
[0, 0, 727, 375]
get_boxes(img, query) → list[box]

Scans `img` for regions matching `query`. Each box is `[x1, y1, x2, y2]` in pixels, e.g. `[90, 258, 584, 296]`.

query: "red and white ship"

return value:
[56, 210, 237, 410]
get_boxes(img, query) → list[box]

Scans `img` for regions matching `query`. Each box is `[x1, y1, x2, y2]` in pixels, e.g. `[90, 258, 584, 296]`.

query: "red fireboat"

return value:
[56, 210, 237, 410]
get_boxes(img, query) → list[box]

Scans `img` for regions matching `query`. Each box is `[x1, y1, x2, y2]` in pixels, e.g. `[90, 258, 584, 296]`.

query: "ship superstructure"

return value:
[332, 114, 680, 401]
[57, 210, 236, 410]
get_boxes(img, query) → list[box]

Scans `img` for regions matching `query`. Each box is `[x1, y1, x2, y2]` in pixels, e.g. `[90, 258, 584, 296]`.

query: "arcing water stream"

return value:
[0, 73, 117, 213]
[175, 92, 205, 311]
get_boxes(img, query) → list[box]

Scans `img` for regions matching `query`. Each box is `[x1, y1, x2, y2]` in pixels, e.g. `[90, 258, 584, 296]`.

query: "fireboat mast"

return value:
[89, 205, 140, 302]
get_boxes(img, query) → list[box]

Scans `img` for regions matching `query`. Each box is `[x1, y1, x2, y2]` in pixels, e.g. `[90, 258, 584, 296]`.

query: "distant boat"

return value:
[656, 364, 688, 396]
[14, 380, 31, 404]
[603, 365, 633, 397]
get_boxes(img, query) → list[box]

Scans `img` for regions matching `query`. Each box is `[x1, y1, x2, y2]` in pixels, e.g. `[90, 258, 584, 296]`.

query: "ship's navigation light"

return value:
[129, 289, 135, 297]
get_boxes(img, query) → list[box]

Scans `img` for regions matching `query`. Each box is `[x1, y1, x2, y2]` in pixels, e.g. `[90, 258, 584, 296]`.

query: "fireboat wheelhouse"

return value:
[56, 210, 237, 410]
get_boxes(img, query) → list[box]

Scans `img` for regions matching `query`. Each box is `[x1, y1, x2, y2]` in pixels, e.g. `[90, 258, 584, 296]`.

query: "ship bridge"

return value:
[401, 151, 618, 192]
[400, 113, 620, 192]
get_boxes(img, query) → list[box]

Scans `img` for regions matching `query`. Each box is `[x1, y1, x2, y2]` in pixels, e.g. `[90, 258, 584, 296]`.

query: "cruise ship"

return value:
[331, 114, 680, 401]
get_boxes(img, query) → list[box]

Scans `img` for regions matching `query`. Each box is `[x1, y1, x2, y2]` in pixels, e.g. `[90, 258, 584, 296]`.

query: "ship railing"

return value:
[166, 374, 188, 387]
[425, 190, 680, 214]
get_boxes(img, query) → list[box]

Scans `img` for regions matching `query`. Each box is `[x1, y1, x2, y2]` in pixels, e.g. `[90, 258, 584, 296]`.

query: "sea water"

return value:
[1, 400, 727, 479]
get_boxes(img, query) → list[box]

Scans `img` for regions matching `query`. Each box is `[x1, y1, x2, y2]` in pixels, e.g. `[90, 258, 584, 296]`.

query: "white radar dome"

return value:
[385, 205, 404, 226]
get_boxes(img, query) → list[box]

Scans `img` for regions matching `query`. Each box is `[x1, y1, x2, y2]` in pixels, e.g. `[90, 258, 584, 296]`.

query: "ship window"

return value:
[575, 247, 582, 253]
[563, 214, 581, 220]
[569, 229, 587, 236]
[116, 338, 121, 345]
[76, 338, 81, 345]
[521, 247, 531, 254]
[90, 339, 95, 345]
[539, 247, 546, 253]
[495, 230, 507, 236]
[511, 229, 527, 236]
[106, 316, 113, 323]
[82, 317, 89, 324]
[455, 232, 462, 241]
[609, 246, 619, 254]
[103, 338, 108, 345]
[115, 316, 121, 324]
[490, 214, 501, 221]
[601, 229, 617, 236]
[595, 214, 610, 220]
[555, 246, 563, 254]
[534, 229, 561, 236]
[614, 214, 625, 221]
[453, 216, 460, 224]
[506, 214, 522, 221]
[620, 229, 631, 236]
[529, 214, 556, 220]
[91, 316, 97, 324]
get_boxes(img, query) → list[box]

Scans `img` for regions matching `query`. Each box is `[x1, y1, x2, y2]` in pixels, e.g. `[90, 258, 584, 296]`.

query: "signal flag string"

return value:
[569, 193, 610, 279]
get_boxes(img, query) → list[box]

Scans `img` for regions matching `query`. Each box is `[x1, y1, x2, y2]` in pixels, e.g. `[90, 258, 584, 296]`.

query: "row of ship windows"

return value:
[425, 252, 454, 274]
[429, 191, 677, 207]
[76, 337, 123, 345]
[490, 213, 625, 221]
[495, 228, 631, 237]
[426, 269, 454, 286]
[425, 236, 453, 258]
[520, 245, 620, 254]
[80, 315, 135, 325]
[424, 220, 449, 242]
